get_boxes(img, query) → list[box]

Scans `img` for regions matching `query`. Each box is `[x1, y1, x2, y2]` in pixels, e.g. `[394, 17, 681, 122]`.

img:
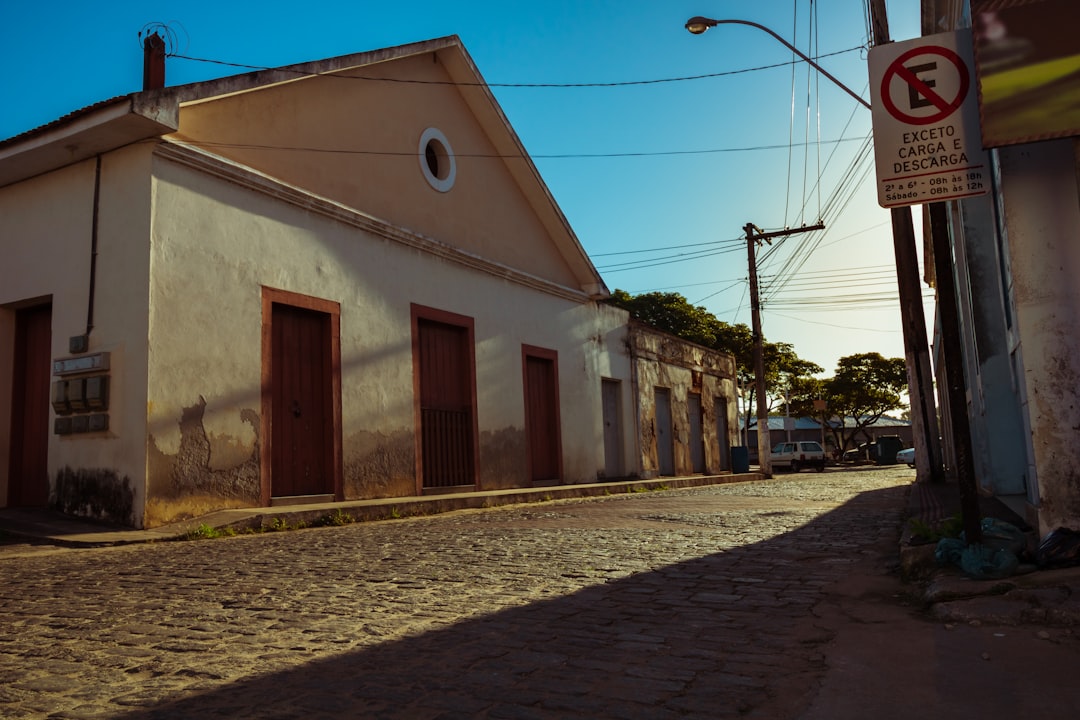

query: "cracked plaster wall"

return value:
[998, 139, 1080, 534]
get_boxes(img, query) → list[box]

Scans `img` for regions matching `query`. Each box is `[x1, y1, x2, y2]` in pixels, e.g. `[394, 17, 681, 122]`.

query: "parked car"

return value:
[770, 441, 826, 472]
[843, 443, 877, 463]
[896, 447, 915, 467]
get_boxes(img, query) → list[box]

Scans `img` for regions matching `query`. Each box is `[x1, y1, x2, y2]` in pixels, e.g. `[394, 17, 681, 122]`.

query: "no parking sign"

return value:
[869, 30, 989, 208]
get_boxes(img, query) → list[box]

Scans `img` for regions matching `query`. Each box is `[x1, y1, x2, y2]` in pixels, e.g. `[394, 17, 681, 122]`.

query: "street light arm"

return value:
[685, 16, 871, 110]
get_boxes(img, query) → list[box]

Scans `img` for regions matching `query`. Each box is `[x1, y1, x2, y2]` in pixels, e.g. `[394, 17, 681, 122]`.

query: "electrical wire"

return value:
[591, 236, 744, 257]
[182, 136, 866, 161]
[168, 46, 864, 89]
[163, 23, 885, 322]
[594, 243, 745, 273]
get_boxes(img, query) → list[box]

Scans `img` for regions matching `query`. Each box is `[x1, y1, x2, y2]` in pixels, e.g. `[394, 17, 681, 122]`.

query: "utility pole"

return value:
[869, 0, 979, 542]
[745, 222, 824, 478]
[784, 387, 792, 442]
[868, 1, 944, 484]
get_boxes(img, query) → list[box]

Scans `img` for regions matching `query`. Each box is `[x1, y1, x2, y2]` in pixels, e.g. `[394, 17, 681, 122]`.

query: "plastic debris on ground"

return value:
[1036, 526, 1080, 569]
[935, 517, 1028, 579]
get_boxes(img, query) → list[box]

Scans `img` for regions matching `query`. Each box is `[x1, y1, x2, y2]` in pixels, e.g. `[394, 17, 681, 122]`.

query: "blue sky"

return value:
[1, 0, 928, 377]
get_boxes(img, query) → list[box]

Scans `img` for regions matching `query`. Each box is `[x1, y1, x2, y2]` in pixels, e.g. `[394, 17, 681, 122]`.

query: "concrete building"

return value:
[0, 36, 740, 528]
[918, 0, 1080, 534]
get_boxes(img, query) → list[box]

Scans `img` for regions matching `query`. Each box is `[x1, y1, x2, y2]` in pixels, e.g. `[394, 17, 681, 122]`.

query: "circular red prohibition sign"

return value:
[880, 45, 969, 126]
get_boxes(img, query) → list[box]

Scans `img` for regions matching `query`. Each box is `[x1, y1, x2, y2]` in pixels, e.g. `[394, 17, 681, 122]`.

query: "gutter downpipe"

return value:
[87, 155, 101, 337]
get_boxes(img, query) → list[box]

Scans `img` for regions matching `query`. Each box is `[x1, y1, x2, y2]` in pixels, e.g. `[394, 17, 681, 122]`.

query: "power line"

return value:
[693, 279, 747, 305]
[768, 310, 906, 333]
[626, 278, 746, 294]
[594, 244, 745, 272]
[169, 46, 864, 89]
[591, 236, 743, 257]
[183, 137, 866, 161]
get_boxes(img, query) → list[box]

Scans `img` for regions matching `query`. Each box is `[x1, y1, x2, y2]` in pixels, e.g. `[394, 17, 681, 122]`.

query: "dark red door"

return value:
[524, 353, 560, 482]
[9, 304, 52, 506]
[271, 303, 333, 497]
[418, 319, 475, 488]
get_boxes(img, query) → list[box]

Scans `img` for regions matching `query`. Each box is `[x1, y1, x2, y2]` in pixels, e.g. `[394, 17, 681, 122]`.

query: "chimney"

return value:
[142, 32, 166, 90]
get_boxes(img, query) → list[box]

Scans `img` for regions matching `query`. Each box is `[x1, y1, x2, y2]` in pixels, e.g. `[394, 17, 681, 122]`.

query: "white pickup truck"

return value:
[769, 441, 827, 472]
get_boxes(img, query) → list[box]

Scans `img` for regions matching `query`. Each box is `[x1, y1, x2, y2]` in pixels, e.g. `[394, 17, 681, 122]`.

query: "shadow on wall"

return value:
[108, 484, 909, 719]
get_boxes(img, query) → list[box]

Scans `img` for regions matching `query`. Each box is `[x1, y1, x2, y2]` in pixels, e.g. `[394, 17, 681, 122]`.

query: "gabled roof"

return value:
[0, 38, 473, 182]
[0, 36, 607, 298]
[0, 93, 178, 187]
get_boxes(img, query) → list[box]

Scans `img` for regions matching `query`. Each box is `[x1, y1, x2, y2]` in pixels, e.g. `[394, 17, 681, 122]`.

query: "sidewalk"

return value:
[900, 474, 1080, 627]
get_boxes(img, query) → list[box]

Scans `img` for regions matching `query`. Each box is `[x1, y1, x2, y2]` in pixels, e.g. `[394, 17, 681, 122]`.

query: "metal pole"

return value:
[928, 202, 982, 544]
[686, 18, 869, 110]
[785, 387, 791, 442]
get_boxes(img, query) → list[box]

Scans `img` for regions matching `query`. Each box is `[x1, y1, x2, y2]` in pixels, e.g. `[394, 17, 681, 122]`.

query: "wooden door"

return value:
[418, 319, 475, 488]
[689, 393, 705, 473]
[655, 388, 675, 476]
[8, 304, 52, 506]
[524, 350, 561, 482]
[271, 303, 334, 498]
[601, 379, 622, 478]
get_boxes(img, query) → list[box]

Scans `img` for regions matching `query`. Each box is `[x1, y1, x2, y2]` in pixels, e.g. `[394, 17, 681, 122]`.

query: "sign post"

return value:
[869, 30, 989, 208]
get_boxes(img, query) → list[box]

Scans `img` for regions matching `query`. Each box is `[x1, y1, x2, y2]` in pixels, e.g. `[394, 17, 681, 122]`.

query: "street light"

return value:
[684, 13, 958, 530]
[684, 17, 870, 109]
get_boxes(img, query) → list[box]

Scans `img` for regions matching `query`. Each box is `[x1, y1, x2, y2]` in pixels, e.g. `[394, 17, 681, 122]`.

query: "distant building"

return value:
[743, 415, 912, 461]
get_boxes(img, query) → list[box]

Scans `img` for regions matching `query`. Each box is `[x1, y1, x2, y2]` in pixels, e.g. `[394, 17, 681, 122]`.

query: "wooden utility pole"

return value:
[745, 222, 824, 478]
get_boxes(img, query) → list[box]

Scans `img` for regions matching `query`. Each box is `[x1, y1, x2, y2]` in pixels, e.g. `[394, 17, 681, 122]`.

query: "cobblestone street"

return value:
[1, 467, 1077, 718]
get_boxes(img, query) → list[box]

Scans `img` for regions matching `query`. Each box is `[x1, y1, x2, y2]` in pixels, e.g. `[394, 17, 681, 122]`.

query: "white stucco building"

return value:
[0, 36, 740, 528]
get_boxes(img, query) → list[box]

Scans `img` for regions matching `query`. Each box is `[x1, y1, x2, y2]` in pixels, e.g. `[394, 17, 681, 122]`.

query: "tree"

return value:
[606, 290, 719, 348]
[818, 353, 908, 453]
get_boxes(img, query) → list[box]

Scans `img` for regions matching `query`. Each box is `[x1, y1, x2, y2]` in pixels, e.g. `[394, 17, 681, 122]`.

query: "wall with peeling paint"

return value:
[997, 139, 1080, 535]
[629, 325, 738, 478]
[0, 145, 155, 527]
[140, 143, 628, 526]
[2, 137, 732, 529]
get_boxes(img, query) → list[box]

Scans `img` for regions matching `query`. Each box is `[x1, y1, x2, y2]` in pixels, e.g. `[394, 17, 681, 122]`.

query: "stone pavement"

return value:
[0, 467, 1078, 718]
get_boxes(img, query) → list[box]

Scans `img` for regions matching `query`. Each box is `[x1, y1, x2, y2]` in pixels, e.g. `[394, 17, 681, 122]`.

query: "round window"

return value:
[418, 127, 456, 192]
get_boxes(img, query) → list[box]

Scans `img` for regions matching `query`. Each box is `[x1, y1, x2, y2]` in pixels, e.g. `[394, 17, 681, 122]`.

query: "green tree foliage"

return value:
[820, 353, 908, 453]
[606, 290, 822, 432]
[783, 354, 909, 455]
[607, 290, 720, 348]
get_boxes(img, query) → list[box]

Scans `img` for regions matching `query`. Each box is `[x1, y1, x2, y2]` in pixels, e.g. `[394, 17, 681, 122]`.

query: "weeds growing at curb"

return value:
[264, 517, 291, 533]
[908, 513, 963, 543]
[182, 523, 237, 541]
[325, 509, 355, 526]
